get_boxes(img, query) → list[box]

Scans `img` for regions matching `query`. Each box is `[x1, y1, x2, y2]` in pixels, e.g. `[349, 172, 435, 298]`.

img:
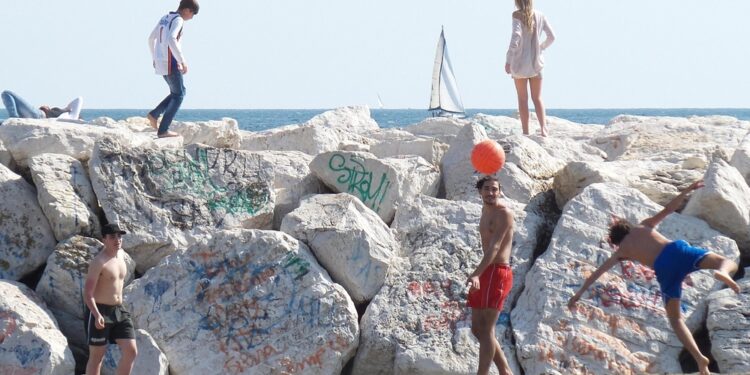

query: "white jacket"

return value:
[505, 11, 555, 79]
[148, 12, 186, 76]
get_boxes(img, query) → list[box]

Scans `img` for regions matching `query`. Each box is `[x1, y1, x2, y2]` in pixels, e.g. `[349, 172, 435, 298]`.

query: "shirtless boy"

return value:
[84, 223, 137, 375]
[466, 176, 515, 375]
[568, 180, 740, 375]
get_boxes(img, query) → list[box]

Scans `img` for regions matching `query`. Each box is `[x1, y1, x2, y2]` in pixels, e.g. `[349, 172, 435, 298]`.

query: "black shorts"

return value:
[86, 304, 136, 346]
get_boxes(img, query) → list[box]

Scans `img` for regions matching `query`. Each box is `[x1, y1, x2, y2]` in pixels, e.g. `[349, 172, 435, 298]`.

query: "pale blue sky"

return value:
[2, 1, 748, 109]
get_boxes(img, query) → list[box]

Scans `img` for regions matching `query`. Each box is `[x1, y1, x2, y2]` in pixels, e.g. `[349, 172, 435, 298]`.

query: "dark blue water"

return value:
[3, 108, 750, 132]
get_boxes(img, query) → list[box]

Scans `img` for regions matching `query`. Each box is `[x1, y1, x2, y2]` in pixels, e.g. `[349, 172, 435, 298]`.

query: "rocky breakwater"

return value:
[1, 107, 750, 375]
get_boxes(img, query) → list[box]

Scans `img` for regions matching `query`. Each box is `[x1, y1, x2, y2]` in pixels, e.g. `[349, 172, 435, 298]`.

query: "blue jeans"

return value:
[2, 90, 43, 119]
[148, 70, 185, 135]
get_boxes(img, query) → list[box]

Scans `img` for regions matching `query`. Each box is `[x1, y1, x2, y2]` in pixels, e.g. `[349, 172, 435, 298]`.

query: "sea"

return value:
[3, 108, 750, 132]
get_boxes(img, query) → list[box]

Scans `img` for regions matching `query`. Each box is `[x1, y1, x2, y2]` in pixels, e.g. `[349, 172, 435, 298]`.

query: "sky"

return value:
[2, 0, 749, 109]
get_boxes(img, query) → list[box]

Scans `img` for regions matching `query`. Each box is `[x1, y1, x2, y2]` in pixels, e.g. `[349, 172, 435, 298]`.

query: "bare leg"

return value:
[665, 299, 710, 375]
[115, 339, 137, 375]
[698, 253, 740, 293]
[471, 308, 512, 375]
[513, 78, 530, 135]
[529, 75, 546, 136]
[147, 114, 158, 129]
[86, 345, 106, 375]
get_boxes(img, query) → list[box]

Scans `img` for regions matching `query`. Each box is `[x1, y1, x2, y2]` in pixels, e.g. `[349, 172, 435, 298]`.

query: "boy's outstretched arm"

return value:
[641, 179, 704, 228]
[567, 253, 621, 310]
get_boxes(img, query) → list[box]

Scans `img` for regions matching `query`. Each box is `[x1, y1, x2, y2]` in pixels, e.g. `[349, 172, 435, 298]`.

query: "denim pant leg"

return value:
[152, 71, 186, 135]
[2, 90, 43, 119]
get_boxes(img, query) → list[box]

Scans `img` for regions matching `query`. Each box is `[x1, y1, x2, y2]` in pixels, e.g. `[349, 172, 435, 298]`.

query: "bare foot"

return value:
[696, 353, 710, 375]
[147, 114, 158, 129]
[540, 127, 548, 137]
[715, 271, 741, 293]
[157, 131, 180, 138]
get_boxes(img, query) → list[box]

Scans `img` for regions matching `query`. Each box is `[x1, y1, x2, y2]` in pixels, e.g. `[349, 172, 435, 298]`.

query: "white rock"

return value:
[124, 229, 359, 375]
[553, 160, 705, 209]
[35, 236, 135, 349]
[0, 163, 57, 280]
[500, 135, 566, 180]
[310, 151, 440, 223]
[730, 132, 750, 186]
[254, 151, 326, 230]
[403, 117, 467, 144]
[532, 136, 607, 163]
[168, 118, 241, 148]
[553, 161, 630, 209]
[0, 138, 14, 169]
[706, 268, 750, 374]
[303, 105, 379, 133]
[593, 115, 750, 163]
[365, 128, 448, 166]
[0, 280, 75, 375]
[29, 153, 101, 241]
[512, 183, 740, 375]
[103, 329, 169, 375]
[683, 158, 750, 253]
[281, 193, 398, 304]
[0, 118, 164, 168]
[239, 124, 374, 155]
[89, 138, 276, 273]
[441, 122, 491, 202]
[352, 195, 548, 375]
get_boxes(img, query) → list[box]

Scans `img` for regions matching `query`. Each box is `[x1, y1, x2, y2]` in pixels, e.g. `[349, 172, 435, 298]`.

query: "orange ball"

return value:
[471, 140, 505, 174]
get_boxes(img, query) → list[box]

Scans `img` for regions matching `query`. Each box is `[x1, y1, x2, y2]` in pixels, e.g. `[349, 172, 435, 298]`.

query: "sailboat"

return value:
[377, 94, 385, 109]
[428, 27, 466, 118]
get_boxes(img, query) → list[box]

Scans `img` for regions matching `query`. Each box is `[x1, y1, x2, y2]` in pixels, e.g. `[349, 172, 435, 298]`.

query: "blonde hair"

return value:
[514, 0, 534, 30]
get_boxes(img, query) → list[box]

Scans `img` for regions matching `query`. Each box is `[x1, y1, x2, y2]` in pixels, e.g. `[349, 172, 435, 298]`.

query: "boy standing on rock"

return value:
[466, 175, 515, 375]
[568, 180, 740, 375]
[84, 223, 137, 375]
[146, 0, 199, 138]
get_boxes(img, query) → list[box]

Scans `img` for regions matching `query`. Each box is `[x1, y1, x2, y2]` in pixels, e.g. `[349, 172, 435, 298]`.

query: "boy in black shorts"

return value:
[84, 223, 137, 375]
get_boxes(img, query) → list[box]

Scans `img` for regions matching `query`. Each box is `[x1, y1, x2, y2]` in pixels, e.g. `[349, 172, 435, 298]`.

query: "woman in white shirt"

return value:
[2, 90, 83, 121]
[505, 0, 555, 136]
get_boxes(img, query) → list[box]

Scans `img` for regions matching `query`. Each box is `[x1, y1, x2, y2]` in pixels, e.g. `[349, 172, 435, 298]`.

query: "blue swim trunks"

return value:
[653, 240, 710, 303]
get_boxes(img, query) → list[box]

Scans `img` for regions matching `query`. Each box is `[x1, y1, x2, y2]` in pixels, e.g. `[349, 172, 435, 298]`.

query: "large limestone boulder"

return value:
[352, 195, 547, 374]
[730, 132, 750, 186]
[403, 117, 466, 144]
[683, 158, 750, 253]
[281, 193, 399, 304]
[239, 124, 374, 155]
[441, 122, 491, 202]
[0, 138, 14, 169]
[103, 329, 169, 375]
[500, 135, 565, 179]
[35, 236, 135, 349]
[0, 163, 57, 280]
[29, 153, 101, 241]
[473, 114, 604, 141]
[303, 105, 379, 133]
[365, 128, 448, 166]
[168, 118, 241, 149]
[0, 280, 75, 375]
[592, 115, 750, 163]
[239, 107, 377, 155]
[89, 138, 275, 272]
[254, 151, 326, 230]
[705, 268, 750, 374]
[512, 183, 740, 375]
[124, 229, 359, 375]
[0, 118, 162, 168]
[309, 151, 439, 223]
[532, 136, 608, 163]
[553, 160, 705, 209]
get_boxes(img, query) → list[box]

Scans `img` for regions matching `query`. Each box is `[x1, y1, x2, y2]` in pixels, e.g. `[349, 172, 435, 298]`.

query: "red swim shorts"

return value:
[467, 264, 513, 310]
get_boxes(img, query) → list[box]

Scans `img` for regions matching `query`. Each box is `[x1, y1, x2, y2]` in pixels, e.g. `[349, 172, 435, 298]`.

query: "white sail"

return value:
[429, 29, 465, 115]
[377, 94, 385, 109]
